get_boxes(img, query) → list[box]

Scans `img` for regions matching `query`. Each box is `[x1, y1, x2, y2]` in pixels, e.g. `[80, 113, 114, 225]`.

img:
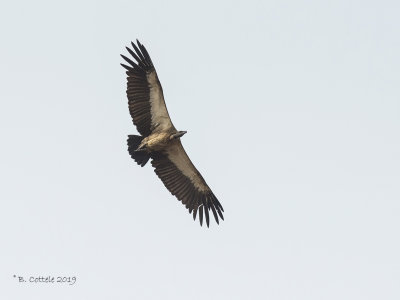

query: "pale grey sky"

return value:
[1, 0, 399, 299]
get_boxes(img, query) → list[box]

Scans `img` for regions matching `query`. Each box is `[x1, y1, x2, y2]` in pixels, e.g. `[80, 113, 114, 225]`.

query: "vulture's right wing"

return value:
[151, 140, 224, 227]
[121, 40, 175, 136]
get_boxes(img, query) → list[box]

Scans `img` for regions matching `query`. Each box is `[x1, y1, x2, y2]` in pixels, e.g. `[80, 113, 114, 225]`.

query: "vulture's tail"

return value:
[127, 135, 150, 167]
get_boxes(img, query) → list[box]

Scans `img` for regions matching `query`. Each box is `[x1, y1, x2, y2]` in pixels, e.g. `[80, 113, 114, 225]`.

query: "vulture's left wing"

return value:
[151, 141, 224, 227]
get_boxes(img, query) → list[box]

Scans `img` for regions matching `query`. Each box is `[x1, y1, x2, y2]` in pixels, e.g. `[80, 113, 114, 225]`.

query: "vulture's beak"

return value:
[177, 131, 187, 138]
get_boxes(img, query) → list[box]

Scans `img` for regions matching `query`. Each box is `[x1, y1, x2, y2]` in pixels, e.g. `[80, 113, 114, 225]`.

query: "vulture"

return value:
[120, 40, 224, 227]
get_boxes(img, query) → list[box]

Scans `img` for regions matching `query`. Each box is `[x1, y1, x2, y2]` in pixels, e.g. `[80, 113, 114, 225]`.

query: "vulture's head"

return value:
[171, 131, 187, 139]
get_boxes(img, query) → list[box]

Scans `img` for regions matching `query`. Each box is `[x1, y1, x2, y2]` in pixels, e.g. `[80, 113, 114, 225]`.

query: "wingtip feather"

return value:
[204, 202, 210, 228]
[193, 206, 198, 221]
[199, 206, 204, 226]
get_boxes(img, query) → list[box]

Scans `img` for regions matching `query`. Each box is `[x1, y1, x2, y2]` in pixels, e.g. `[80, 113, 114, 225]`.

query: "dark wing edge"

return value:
[121, 40, 174, 136]
[150, 143, 224, 227]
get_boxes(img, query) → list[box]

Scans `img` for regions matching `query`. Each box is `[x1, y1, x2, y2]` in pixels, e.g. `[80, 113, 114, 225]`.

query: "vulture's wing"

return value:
[121, 40, 175, 136]
[151, 140, 224, 227]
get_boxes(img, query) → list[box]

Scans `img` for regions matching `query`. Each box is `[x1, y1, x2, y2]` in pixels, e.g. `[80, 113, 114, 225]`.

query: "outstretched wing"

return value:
[151, 140, 224, 227]
[121, 40, 175, 136]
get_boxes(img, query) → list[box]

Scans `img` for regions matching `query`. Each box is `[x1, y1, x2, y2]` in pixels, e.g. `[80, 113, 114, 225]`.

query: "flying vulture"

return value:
[120, 40, 224, 227]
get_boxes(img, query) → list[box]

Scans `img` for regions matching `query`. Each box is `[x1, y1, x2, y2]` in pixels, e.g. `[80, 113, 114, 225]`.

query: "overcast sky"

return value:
[1, 0, 399, 299]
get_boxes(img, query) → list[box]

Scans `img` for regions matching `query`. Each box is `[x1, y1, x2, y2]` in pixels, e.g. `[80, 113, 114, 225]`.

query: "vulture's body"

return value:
[121, 40, 224, 227]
